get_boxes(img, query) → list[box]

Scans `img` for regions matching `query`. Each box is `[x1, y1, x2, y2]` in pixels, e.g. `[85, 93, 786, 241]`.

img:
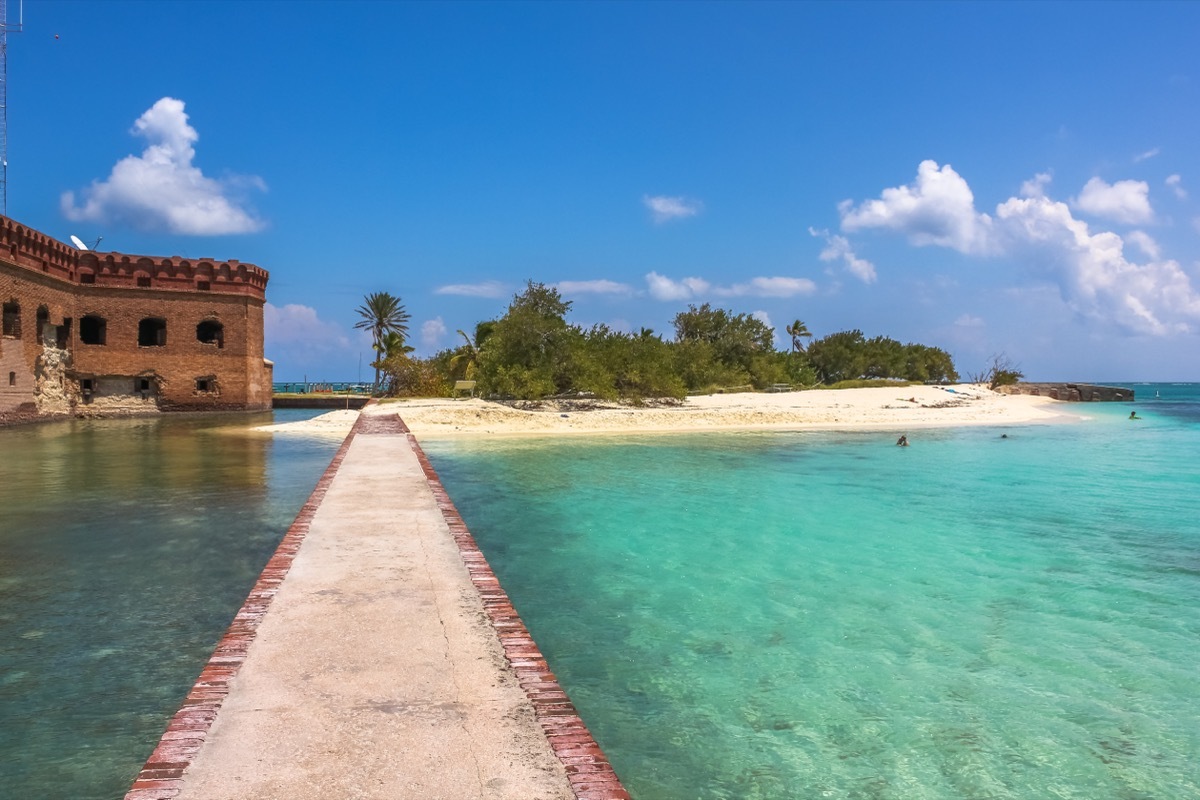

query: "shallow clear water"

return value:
[426, 385, 1200, 799]
[0, 410, 342, 799]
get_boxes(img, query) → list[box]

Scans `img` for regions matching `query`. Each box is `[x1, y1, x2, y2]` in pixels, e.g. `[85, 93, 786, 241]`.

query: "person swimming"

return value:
[896, 435, 909, 446]
[1129, 411, 1140, 420]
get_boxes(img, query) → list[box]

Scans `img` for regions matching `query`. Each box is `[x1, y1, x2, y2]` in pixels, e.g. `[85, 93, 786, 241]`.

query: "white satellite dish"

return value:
[70, 235, 88, 251]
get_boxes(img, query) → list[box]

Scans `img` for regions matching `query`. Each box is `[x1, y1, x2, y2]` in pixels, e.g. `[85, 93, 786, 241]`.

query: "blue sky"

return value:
[10, 1, 1200, 381]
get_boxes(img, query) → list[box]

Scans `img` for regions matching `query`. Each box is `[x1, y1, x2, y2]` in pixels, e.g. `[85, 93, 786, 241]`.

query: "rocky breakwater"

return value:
[997, 383, 1134, 402]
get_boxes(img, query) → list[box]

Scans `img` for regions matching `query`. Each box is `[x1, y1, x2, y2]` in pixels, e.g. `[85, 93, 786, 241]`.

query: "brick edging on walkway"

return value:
[123, 412, 366, 800]
[401, 420, 632, 800]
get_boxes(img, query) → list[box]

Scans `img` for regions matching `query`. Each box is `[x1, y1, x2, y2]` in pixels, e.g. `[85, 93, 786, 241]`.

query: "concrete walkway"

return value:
[125, 411, 626, 799]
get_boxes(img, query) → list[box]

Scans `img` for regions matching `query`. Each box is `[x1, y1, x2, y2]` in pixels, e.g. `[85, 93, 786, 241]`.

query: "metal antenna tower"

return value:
[0, 0, 22, 217]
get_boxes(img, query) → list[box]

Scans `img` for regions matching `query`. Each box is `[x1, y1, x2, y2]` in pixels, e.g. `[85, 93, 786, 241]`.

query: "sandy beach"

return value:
[255, 384, 1073, 438]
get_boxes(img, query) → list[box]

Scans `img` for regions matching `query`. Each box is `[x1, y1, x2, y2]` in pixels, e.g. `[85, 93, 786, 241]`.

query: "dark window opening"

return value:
[80, 315, 107, 345]
[81, 378, 94, 403]
[139, 378, 151, 392]
[80, 272, 96, 284]
[55, 318, 72, 348]
[196, 320, 224, 348]
[136, 276, 151, 288]
[197, 281, 211, 291]
[7, 371, 14, 386]
[2, 301, 19, 338]
[195, 378, 212, 392]
[36, 306, 49, 344]
[138, 318, 167, 347]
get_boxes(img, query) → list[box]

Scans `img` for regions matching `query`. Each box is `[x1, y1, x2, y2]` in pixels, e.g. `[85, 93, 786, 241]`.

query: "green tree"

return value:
[806, 329, 868, 384]
[476, 281, 574, 399]
[354, 292, 411, 391]
[672, 304, 774, 382]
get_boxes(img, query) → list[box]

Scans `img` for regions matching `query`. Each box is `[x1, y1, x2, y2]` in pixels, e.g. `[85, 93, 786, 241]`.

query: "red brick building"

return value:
[0, 215, 272, 423]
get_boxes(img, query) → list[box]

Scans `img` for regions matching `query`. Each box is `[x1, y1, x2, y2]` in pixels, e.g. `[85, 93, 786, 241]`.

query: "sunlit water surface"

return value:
[425, 384, 1200, 799]
[0, 410, 342, 799]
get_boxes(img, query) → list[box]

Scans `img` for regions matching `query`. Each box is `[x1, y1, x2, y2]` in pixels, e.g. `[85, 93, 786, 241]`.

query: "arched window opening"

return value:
[2, 300, 19, 338]
[80, 315, 107, 345]
[196, 320, 224, 348]
[138, 317, 167, 347]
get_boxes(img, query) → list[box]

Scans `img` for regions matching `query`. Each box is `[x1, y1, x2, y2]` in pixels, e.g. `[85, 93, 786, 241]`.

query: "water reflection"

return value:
[0, 411, 340, 799]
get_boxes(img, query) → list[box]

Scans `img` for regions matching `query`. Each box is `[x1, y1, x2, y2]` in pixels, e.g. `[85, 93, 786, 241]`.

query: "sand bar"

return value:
[343, 384, 1071, 438]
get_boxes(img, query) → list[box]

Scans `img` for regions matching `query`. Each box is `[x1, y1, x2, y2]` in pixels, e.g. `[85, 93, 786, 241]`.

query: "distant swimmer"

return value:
[1129, 411, 1140, 420]
[896, 435, 909, 446]
[1001, 434, 1008, 439]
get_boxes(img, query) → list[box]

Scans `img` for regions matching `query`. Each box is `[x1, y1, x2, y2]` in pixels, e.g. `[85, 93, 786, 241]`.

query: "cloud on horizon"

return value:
[62, 97, 266, 235]
[838, 160, 1200, 336]
[421, 317, 447, 349]
[643, 194, 703, 224]
[435, 280, 507, 298]
[263, 303, 352, 369]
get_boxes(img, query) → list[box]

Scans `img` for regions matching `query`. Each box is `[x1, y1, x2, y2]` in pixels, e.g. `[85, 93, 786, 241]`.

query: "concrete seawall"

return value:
[125, 407, 628, 799]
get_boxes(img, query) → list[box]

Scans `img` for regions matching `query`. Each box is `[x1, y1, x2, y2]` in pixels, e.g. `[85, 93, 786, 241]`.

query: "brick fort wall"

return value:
[0, 215, 271, 423]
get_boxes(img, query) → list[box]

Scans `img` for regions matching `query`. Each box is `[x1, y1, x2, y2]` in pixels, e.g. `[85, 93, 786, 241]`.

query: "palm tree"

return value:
[354, 292, 411, 391]
[785, 319, 812, 353]
[448, 321, 495, 381]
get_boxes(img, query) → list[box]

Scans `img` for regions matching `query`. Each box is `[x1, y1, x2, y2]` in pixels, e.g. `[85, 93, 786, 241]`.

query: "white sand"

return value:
[374, 384, 1073, 437]
[252, 385, 1075, 438]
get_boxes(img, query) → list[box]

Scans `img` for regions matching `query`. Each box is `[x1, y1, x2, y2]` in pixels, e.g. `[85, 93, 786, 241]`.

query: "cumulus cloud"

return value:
[1072, 177, 1154, 224]
[809, 227, 877, 283]
[1021, 172, 1053, 199]
[643, 194, 702, 224]
[644, 272, 814, 301]
[1125, 230, 1161, 259]
[841, 161, 1200, 336]
[421, 317, 447, 348]
[1133, 147, 1161, 163]
[645, 272, 710, 301]
[839, 160, 997, 254]
[435, 280, 506, 298]
[1166, 174, 1187, 200]
[263, 303, 352, 365]
[61, 97, 265, 235]
[556, 279, 634, 295]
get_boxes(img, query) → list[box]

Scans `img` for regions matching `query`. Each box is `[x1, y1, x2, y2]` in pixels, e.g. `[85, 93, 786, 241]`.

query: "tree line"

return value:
[355, 282, 959, 401]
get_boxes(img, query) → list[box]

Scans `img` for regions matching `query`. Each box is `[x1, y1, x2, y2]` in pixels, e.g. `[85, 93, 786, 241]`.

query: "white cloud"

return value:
[435, 280, 506, 298]
[263, 303, 352, 366]
[809, 227, 877, 284]
[1125, 230, 1161, 259]
[643, 194, 702, 224]
[1072, 177, 1154, 224]
[1020, 172, 1053, 199]
[1166, 174, 1187, 200]
[843, 161, 1200, 336]
[954, 314, 985, 328]
[1133, 147, 1161, 163]
[61, 97, 265, 235]
[421, 317, 447, 348]
[556, 279, 633, 295]
[839, 160, 996, 254]
[714, 276, 818, 297]
[644, 272, 814, 301]
[645, 272, 710, 301]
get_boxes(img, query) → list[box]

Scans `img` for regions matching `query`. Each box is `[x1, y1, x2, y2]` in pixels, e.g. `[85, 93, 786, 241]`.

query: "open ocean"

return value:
[1, 387, 1197, 798]
[423, 383, 1200, 799]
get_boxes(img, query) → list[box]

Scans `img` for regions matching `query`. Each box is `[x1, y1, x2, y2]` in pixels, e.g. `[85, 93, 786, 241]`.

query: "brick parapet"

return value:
[0, 215, 267, 300]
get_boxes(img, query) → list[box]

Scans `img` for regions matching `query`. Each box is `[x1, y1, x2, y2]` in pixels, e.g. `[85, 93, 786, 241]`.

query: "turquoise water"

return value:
[425, 384, 1200, 799]
[0, 411, 342, 799]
